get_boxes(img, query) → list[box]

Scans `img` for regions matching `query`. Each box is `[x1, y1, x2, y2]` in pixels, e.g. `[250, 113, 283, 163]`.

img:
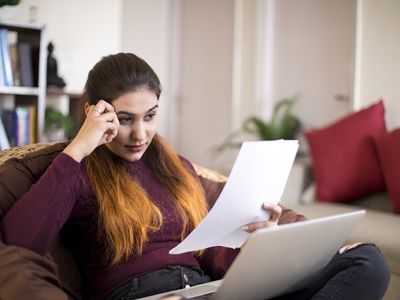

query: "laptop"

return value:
[138, 210, 365, 300]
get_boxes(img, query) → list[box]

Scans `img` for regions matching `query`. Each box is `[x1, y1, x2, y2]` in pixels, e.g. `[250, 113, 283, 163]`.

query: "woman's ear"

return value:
[84, 102, 91, 116]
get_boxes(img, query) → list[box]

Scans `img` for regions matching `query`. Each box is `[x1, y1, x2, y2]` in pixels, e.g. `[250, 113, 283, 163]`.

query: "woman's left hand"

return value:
[241, 203, 282, 233]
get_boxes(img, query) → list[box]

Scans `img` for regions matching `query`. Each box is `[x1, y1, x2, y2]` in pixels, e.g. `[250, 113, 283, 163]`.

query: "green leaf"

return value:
[214, 95, 302, 154]
[243, 117, 274, 140]
[0, 0, 20, 7]
[45, 107, 73, 134]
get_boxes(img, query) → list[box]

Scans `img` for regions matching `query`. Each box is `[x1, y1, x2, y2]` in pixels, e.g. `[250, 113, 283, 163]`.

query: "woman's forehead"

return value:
[112, 90, 158, 114]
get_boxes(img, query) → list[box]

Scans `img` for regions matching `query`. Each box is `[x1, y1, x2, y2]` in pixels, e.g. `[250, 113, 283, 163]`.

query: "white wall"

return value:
[121, 0, 172, 140]
[355, 0, 400, 129]
[270, 0, 357, 130]
[0, 0, 123, 93]
[177, 0, 235, 170]
[232, 0, 258, 131]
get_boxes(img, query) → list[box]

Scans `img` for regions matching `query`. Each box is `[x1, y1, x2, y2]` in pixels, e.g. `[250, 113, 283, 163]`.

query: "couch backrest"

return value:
[0, 142, 68, 218]
[0, 142, 81, 299]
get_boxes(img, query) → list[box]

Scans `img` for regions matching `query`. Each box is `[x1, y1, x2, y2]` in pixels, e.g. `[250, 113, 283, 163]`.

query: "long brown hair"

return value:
[82, 53, 208, 264]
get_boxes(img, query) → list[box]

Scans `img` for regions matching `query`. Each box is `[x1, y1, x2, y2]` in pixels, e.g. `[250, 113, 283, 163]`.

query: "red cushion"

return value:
[305, 100, 386, 203]
[373, 128, 400, 213]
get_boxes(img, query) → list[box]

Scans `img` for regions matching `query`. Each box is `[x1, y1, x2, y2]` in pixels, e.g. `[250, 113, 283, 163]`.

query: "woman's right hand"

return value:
[63, 100, 120, 162]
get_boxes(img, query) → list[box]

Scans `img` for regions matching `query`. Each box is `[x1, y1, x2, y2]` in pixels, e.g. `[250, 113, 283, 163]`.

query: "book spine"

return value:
[10, 43, 20, 86]
[0, 116, 10, 150]
[0, 29, 6, 86]
[17, 42, 34, 87]
[1, 110, 18, 147]
[28, 105, 37, 143]
[15, 106, 30, 146]
[0, 29, 14, 86]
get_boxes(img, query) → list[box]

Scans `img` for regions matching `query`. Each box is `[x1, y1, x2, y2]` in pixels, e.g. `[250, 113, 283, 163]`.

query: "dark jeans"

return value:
[107, 265, 211, 300]
[272, 243, 390, 300]
[107, 244, 390, 300]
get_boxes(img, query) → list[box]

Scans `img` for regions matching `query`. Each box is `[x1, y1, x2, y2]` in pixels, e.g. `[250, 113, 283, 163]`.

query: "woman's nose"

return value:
[130, 121, 146, 141]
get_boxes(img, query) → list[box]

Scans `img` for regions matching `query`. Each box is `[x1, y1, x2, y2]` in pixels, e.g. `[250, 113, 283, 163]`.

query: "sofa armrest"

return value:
[0, 241, 68, 300]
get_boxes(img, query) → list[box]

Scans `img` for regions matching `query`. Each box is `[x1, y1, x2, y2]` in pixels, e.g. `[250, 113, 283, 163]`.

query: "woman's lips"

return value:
[125, 144, 145, 153]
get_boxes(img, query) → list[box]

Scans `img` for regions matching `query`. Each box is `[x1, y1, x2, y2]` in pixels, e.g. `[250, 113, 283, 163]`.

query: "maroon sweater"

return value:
[0, 152, 238, 299]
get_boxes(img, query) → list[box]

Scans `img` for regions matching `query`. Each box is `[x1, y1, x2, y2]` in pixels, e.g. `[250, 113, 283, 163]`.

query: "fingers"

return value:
[91, 100, 114, 115]
[94, 100, 120, 142]
[64, 100, 120, 162]
[242, 220, 271, 233]
[87, 100, 119, 138]
[262, 203, 282, 222]
[106, 111, 120, 141]
[87, 101, 115, 121]
[159, 295, 187, 300]
[98, 111, 118, 122]
[93, 112, 119, 143]
[104, 118, 120, 142]
[339, 242, 364, 254]
[242, 202, 282, 233]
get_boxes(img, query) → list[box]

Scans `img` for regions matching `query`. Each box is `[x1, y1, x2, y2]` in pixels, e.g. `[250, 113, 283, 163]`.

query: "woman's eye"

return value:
[144, 113, 156, 121]
[118, 117, 133, 125]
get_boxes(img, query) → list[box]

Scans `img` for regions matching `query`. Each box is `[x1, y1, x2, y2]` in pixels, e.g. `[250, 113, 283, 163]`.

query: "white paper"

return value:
[169, 140, 299, 254]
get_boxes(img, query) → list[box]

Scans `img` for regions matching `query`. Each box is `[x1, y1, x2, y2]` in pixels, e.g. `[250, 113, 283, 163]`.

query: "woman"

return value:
[0, 53, 389, 300]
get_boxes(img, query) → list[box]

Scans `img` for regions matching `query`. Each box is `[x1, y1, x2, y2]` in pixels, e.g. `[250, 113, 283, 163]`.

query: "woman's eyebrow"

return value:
[116, 104, 159, 116]
[147, 104, 159, 112]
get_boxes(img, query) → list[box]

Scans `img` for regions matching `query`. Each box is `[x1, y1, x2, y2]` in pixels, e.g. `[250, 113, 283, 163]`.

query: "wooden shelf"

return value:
[0, 86, 40, 96]
[0, 19, 45, 31]
[46, 87, 81, 99]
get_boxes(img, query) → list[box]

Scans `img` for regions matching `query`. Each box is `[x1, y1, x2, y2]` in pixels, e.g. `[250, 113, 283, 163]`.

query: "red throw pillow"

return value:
[305, 100, 386, 203]
[373, 128, 400, 213]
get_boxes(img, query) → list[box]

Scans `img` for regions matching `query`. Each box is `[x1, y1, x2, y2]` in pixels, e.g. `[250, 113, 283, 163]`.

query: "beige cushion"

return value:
[292, 203, 400, 275]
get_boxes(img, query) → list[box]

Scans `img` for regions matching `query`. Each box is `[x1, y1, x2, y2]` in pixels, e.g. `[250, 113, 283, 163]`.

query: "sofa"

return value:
[293, 188, 400, 300]
[283, 99, 400, 300]
[0, 142, 306, 300]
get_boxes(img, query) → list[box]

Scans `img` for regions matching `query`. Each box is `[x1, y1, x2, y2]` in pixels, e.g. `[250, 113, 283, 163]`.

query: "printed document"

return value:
[170, 140, 299, 254]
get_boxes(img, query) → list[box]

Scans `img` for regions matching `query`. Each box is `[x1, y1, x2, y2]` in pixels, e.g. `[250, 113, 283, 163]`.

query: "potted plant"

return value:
[44, 107, 73, 141]
[0, 0, 20, 7]
[216, 97, 302, 152]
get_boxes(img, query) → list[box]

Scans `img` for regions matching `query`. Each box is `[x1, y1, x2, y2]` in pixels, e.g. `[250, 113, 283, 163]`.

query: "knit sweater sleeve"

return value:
[0, 153, 83, 255]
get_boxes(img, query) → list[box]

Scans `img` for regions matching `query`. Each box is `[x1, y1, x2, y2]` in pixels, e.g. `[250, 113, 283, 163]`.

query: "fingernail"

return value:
[242, 225, 249, 231]
[263, 203, 269, 208]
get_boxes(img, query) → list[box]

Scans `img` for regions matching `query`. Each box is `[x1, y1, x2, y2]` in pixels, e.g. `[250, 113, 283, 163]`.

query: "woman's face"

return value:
[105, 88, 159, 161]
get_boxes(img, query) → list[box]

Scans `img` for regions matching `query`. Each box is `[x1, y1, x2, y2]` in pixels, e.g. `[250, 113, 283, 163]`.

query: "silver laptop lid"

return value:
[214, 210, 365, 300]
[137, 210, 365, 300]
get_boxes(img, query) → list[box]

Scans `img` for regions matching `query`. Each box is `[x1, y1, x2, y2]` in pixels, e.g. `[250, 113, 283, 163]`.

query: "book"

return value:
[15, 106, 30, 145]
[0, 117, 10, 150]
[1, 106, 36, 147]
[1, 109, 17, 147]
[9, 43, 20, 86]
[28, 105, 37, 143]
[0, 33, 4, 86]
[17, 42, 34, 87]
[0, 29, 14, 86]
[15, 105, 38, 145]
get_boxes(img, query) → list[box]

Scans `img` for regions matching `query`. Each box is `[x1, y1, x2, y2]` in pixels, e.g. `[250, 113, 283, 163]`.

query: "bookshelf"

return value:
[0, 19, 47, 147]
